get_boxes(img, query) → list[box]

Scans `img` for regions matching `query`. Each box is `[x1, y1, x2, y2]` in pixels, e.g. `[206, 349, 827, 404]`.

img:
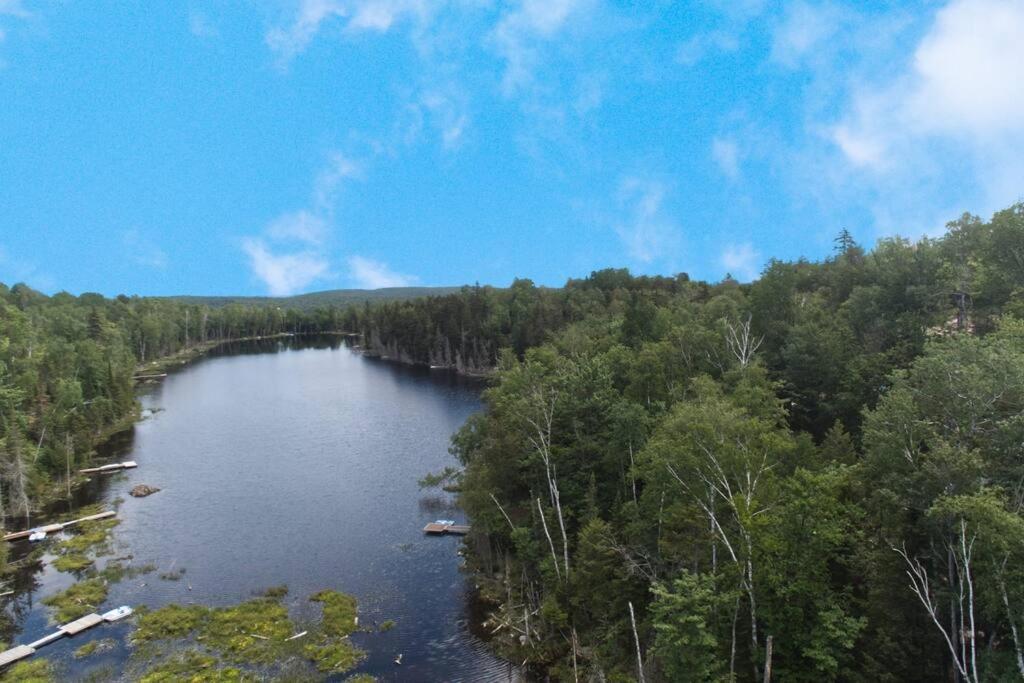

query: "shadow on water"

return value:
[0, 335, 520, 682]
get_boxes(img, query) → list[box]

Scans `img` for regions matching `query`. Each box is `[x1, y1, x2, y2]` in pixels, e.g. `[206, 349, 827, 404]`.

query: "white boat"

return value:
[435, 519, 456, 526]
[101, 606, 133, 622]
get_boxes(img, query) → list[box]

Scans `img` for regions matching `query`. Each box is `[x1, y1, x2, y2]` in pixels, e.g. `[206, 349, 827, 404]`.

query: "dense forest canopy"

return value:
[1, 202, 1023, 680]
[393, 203, 1022, 681]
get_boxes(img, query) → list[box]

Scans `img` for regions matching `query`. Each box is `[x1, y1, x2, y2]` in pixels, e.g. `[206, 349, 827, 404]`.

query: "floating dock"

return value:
[3, 510, 117, 542]
[0, 606, 132, 668]
[423, 522, 471, 535]
[79, 461, 137, 475]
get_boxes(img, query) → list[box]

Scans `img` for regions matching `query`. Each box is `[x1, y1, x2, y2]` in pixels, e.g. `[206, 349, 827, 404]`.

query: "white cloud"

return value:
[122, 230, 169, 269]
[243, 239, 330, 296]
[770, 2, 843, 68]
[721, 242, 761, 281]
[614, 177, 681, 264]
[348, 255, 416, 288]
[266, 0, 344, 63]
[265, 210, 329, 246]
[711, 137, 740, 180]
[675, 31, 738, 66]
[834, 0, 1024, 163]
[827, 0, 1024, 223]
[242, 152, 359, 295]
[348, 0, 427, 32]
[490, 0, 590, 96]
[406, 89, 471, 150]
[0, 1, 31, 18]
[312, 152, 360, 211]
[907, 0, 1024, 137]
[266, 0, 428, 64]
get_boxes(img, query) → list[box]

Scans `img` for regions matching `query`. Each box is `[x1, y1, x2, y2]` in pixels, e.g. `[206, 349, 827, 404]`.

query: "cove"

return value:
[3, 336, 518, 681]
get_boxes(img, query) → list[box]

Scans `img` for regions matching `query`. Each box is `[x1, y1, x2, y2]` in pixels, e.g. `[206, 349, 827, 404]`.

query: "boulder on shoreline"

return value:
[130, 484, 161, 498]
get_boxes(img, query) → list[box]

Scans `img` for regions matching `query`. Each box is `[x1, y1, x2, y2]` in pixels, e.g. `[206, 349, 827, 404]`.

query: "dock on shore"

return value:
[2, 510, 117, 543]
[79, 461, 137, 475]
[423, 522, 471, 535]
[0, 606, 132, 668]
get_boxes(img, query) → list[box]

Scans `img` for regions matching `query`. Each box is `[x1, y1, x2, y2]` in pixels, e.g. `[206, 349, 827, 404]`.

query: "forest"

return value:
[1, 201, 1022, 680]
[390, 203, 1023, 681]
[0, 286, 343, 531]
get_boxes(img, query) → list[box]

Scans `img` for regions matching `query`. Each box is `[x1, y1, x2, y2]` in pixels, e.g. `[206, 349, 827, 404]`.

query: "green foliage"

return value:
[650, 572, 731, 682]
[132, 589, 366, 678]
[426, 203, 1024, 680]
[0, 658, 54, 682]
[137, 650, 250, 682]
[310, 590, 359, 638]
[41, 578, 108, 622]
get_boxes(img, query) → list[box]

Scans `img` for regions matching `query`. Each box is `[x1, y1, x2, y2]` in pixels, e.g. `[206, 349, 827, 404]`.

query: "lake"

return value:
[3, 336, 518, 681]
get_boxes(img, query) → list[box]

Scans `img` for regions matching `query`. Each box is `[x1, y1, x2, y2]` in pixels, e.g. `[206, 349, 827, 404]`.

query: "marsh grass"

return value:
[131, 589, 367, 679]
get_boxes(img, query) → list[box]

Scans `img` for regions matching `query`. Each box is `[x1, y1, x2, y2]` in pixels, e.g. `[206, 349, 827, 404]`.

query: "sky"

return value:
[0, 0, 1022, 297]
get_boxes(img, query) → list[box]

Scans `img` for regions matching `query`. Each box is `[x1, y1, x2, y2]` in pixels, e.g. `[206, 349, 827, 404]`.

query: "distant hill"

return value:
[166, 286, 464, 311]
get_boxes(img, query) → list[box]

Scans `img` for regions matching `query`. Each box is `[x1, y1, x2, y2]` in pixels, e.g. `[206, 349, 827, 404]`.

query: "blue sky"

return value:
[1, 0, 1022, 296]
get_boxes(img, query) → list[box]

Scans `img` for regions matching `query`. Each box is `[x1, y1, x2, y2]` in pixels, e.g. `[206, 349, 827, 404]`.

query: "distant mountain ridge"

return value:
[165, 286, 464, 311]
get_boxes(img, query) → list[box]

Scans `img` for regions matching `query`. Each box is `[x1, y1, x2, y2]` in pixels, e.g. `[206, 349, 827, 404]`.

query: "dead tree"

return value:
[667, 436, 774, 681]
[894, 524, 981, 683]
[723, 314, 763, 368]
[521, 384, 570, 578]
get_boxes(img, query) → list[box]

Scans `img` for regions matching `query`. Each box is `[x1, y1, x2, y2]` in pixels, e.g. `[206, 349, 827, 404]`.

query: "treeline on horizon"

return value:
[370, 203, 1022, 681]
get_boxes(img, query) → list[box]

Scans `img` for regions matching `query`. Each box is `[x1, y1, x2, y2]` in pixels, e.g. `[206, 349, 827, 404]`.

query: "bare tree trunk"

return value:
[571, 627, 580, 683]
[629, 601, 646, 683]
[949, 547, 962, 683]
[536, 498, 562, 581]
[524, 389, 570, 577]
[491, 493, 516, 531]
[628, 442, 638, 505]
[730, 595, 740, 680]
[894, 543, 972, 681]
[764, 634, 774, 683]
[996, 564, 1024, 678]
[960, 521, 979, 683]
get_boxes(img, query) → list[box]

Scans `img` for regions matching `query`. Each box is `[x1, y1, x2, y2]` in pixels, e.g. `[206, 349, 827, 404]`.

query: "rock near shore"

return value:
[130, 484, 161, 498]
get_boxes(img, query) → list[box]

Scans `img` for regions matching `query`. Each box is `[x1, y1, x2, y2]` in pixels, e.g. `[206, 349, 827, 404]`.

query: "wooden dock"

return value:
[0, 606, 132, 668]
[2, 510, 117, 542]
[423, 522, 471, 535]
[79, 461, 137, 475]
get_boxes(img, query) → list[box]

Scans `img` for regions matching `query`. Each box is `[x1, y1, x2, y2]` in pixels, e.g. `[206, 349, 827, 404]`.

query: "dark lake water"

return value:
[3, 336, 518, 681]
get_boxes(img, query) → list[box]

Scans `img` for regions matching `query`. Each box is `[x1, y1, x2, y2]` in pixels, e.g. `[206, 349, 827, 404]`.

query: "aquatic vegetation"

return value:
[100, 560, 155, 583]
[157, 567, 185, 581]
[73, 638, 116, 659]
[201, 598, 293, 664]
[378, 620, 395, 632]
[52, 553, 92, 573]
[80, 665, 118, 683]
[304, 641, 364, 674]
[310, 590, 358, 637]
[344, 676, 377, 683]
[58, 518, 120, 556]
[138, 650, 251, 683]
[134, 604, 209, 641]
[131, 589, 367, 678]
[0, 658, 53, 682]
[260, 585, 287, 599]
[41, 578, 108, 622]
